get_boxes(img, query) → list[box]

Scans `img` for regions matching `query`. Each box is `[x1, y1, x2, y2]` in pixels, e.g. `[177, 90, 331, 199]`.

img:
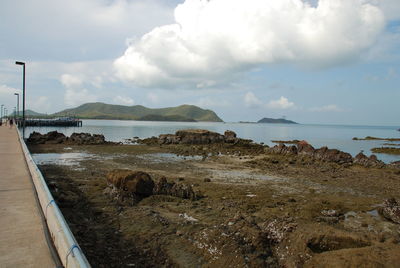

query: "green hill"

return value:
[10, 109, 47, 117]
[53, 102, 223, 122]
[257, 117, 298, 124]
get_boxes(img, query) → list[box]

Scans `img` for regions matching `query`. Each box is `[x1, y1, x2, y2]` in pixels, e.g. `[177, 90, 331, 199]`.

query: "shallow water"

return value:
[32, 152, 94, 166]
[24, 120, 400, 163]
[137, 153, 203, 163]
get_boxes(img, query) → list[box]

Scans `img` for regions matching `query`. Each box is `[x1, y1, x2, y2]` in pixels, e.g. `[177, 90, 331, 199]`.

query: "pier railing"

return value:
[16, 118, 83, 127]
[17, 128, 91, 268]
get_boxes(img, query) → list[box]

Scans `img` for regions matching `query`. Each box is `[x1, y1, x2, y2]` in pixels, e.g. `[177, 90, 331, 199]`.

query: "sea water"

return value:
[24, 120, 400, 163]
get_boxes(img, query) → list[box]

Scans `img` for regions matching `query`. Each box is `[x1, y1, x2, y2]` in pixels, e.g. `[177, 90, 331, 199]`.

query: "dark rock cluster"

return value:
[353, 152, 384, 167]
[106, 170, 201, 203]
[268, 140, 384, 166]
[158, 129, 238, 145]
[27, 131, 109, 145]
[27, 131, 67, 144]
[153, 177, 200, 200]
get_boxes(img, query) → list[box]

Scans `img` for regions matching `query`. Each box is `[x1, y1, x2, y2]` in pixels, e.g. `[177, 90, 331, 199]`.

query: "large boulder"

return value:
[297, 141, 315, 155]
[224, 130, 238, 143]
[106, 170, 155, 197]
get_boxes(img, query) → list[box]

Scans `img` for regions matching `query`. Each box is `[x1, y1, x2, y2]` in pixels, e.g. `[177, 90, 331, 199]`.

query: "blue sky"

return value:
[1, 0, 399, 125]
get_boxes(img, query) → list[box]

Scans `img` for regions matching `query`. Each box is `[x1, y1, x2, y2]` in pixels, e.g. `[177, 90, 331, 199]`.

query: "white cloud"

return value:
[267, 96, 295, 110]
[196, 97, 230, 108]
[309, 104, 343, 112]
[0, 84, 20, 95]
[64, 88, 97, 107]
[371, 0, 400, 20]
[60, 74, 83, 88]
[115, 0, 385, 88]
[244, 92, 262, 108]
[113, 95, 135, 106]
[1, 0, 174, 61]
[30, 96, 51, 113]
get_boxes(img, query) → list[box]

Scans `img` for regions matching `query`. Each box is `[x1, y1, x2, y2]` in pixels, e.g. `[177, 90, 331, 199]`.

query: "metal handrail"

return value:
[17, 128, 91, 268]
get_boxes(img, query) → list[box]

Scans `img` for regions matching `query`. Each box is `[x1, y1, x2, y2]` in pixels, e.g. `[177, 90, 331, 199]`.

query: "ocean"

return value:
[24, 119, 400, 163]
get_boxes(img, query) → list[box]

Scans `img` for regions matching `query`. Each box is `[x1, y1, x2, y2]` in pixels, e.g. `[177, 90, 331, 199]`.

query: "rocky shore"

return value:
[27, 131, 114, 145]
[28, 129, 400, 267]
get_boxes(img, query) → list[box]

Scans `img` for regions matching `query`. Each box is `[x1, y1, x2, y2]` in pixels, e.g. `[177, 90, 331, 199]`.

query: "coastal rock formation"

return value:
[313, 147, 353, 164]
[224, 130, 238, 143]
[69, 132, 106, 145]
[106, 170, 201, 201]
[153, 177, 200, 200]
[27, 131, 66, 144]
[106, 170, 155, 197]
[353, 152, 384, 167]
[268, 141, 358, 165]
[158, 129, 236, 145]
[27, 131, 109, 145]
[378, 198, 400, 224]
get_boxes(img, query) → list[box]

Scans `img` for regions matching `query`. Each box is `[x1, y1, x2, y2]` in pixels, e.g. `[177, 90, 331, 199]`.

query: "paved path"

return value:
[0, 125, 56, 267]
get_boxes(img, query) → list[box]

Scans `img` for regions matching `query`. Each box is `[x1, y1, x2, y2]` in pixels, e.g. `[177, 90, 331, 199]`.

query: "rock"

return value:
[314, 147, 353, 164]
[153, 177, 201, 200]
[317, 209, 344, 224]
[378, 198, 400, 224]
[353, 152, 384, 167]
[176, 129, 225, 144]
[69, 132, 106, 145]
[158, 134, 181, 144]
[297, 141, 315, 155]
[27, 131, 67, 144]
[269, 144, 297, 155]
[203, 178, 211, 182]
[106, 170, 155, 198]
[27, 131, 110, 145]
[224, 130, 237, 143]
[158, 129, 226, 145]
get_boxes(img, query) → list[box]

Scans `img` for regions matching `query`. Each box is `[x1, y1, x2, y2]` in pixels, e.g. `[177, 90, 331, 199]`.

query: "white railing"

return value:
[17, 128, 91, 268]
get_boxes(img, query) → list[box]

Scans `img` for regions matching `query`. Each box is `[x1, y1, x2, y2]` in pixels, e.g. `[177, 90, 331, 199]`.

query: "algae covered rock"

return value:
[27, 131, 66, 144]
[379, 198, 400, 224]
[106, 169, 155, 197]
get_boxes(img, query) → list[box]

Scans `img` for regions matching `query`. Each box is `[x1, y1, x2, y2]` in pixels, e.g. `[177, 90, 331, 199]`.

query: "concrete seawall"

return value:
[16, 127, 91, 268]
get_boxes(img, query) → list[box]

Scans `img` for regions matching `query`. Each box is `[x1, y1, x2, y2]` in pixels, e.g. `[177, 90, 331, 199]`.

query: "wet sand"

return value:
[28, 143, 400, 267]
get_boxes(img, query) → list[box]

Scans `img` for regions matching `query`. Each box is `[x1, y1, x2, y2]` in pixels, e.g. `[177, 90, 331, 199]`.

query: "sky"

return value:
[0, 0, 399, 125]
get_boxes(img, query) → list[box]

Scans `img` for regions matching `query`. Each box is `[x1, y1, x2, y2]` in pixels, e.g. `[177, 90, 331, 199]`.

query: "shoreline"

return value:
[27, 130, 400, 267]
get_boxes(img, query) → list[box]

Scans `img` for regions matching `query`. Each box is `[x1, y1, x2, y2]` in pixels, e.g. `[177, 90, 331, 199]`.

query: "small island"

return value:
[257, 117, 298, 124]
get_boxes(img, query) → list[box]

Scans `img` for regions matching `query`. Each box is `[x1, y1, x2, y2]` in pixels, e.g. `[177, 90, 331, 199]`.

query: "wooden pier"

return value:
[0, 126, 57, 267]
[16, 118, 83, 127]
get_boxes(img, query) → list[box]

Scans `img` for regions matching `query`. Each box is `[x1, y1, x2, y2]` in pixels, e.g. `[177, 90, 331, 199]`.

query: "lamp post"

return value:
[14, 93, 19, 118]
[15, 61, 25, 135]
[1, 104, 3, 121]
[14, 93, 19, 124]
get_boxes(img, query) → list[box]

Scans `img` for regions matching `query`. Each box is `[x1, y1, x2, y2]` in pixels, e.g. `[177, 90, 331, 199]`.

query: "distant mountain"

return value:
[11, 109, 46, 117]
[257, 117, 298, 124]
[53, 102, 223, 122]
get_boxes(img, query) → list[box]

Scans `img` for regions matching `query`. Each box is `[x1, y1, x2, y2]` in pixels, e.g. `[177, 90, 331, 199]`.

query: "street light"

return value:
[14, 93, 19, 122]
[15, 61, 26, 135]
[1, 104, 3, 120]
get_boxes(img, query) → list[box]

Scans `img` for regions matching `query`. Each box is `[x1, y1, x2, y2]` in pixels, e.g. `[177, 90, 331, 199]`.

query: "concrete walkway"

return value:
[0, 125, 56, 267]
